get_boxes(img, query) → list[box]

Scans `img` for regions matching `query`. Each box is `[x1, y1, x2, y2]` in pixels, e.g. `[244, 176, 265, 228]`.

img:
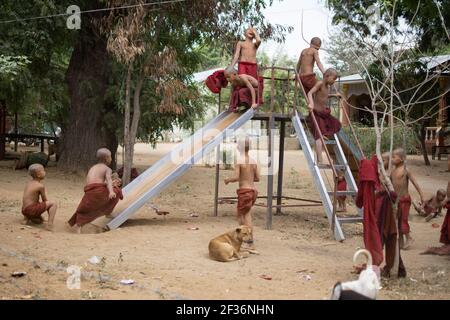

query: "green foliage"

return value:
[344, 124, 419, 156]
[0, 0, 293, 152]
[0, 55, 30, 80]
[0, 1, 74, 133]
[326, 0, 450, 52]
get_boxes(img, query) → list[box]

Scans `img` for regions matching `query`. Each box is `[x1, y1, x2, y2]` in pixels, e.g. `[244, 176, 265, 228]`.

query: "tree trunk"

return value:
[122, 65, 133, 186]
[122, 70, 144, 186]
[419, 121, 431, 166]
[58, 9, 118, 172]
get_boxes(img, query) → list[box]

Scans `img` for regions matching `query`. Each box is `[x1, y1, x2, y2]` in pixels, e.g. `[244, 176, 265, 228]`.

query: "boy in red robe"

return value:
[337, 169, 347, 212]
[376, 153, 406, 277]
[422, 181, 450, 256]
[390, 148, 425, 250]
[21, 164, 57, 231]
[231, 27, 261, 79]
[224, 137, 260, 253]
[307, 68, 342, 164]
[68, 148, 123, 233]
[296, 37, 325, 95]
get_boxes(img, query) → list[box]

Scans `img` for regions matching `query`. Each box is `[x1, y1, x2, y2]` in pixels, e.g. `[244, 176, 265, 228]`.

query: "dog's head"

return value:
[234, 225, 252, 242]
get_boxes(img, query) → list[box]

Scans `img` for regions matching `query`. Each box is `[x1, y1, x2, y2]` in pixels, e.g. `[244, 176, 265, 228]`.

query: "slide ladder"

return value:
[291, 111, 363, 241]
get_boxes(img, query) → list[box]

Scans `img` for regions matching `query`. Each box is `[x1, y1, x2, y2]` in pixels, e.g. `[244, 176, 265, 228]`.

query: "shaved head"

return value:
[393, 148, 406, 160]
[238, 136, 251, 153]
[311, 37, 322, 46]
[96, 148, 111, 163]
[381, 152, 390, 160]
[224, 66, 237, 77]
[28, 163, 44, 178]
[324, 68, 338, 77]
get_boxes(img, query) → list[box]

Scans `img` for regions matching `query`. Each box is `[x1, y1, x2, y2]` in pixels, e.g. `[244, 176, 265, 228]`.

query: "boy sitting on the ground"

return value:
[422, 181, 450, 256]
[391, 148, 425, 250]
[68, 148, 123, 234]
[224, 137, 260, 254]
[21, 164, 57, 231]
[297, 37, 325, 94]
[415, 189, 446, 222]
[224, 66, 260, 109]
[231, 27, 261, 79]
[307, 68, 342, 164]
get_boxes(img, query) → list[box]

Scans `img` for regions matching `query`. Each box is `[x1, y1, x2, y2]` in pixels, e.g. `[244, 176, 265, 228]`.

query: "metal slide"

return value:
[291, 110, 362, 241]
[105, 108, 255, 230]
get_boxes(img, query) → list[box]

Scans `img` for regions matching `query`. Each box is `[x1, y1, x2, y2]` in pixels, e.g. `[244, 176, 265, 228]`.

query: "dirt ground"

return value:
[0, 143, 449, 300]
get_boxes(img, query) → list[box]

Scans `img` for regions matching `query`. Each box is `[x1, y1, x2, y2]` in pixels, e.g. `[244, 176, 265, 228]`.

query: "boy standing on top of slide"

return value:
[296, 37, 325, 94]
[231, 27, 261, 79]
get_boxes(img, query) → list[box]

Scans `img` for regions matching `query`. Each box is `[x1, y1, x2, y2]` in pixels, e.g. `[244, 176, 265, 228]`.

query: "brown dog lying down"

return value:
[209, 226, 252, 262]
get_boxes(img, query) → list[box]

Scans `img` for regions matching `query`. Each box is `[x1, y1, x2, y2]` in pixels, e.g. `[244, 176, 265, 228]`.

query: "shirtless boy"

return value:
[337, 169, 347, 212]
[224, 137, 260, 252]
[21, 164, 57, 231]
[307, 68, 342, 164]
[68, 148, 122, 233]
[224, 67, 260, 109]
[416, 189, 446, 222]
[297, 37, 325, 94]
[391, 148, 425, 249]
[231, 27, 261, 79]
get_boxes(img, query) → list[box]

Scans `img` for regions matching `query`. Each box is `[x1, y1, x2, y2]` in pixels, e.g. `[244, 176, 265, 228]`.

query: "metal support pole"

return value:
[213, 92, 221, 217]
[266, 115, 275, 229]
[276, 120, 286, 215]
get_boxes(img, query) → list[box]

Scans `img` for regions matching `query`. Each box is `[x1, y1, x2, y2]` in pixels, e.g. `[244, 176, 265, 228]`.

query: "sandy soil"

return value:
[0, 143, 449, 300]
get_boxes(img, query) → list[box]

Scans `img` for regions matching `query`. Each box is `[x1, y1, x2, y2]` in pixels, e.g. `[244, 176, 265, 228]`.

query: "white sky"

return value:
[260, 0, 333, 64]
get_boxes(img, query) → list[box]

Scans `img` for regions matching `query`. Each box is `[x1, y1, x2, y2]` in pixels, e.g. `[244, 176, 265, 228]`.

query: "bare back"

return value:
[238, 40, 258, 63]
[86, 163, 111, 185]
[237, 163, 259, 189]
[427, 196, 444, 210]
[22, 180, 44, 208]
[312, 81, 329, 112]
[234, 74, 258, 88]
[298, 48, 317, 75]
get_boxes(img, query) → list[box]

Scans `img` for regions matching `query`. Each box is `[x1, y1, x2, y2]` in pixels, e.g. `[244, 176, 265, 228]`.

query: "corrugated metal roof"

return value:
[339, 74, 364, 83]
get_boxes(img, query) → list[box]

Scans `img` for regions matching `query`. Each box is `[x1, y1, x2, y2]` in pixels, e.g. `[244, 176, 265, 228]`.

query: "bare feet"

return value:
[402, 235, 413, 250]
[20, 218, 31, 225]
[45, 224, 54, 232]
[68, 223, 82, 234]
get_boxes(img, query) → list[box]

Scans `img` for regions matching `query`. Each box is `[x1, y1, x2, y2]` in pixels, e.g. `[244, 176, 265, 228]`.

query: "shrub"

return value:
[343, 124, 419, 156]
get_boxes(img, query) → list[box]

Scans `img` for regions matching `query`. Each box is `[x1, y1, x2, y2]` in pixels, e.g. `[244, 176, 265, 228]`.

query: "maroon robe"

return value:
[356, 156, 383, 266]
[68, 183, 123, 227]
